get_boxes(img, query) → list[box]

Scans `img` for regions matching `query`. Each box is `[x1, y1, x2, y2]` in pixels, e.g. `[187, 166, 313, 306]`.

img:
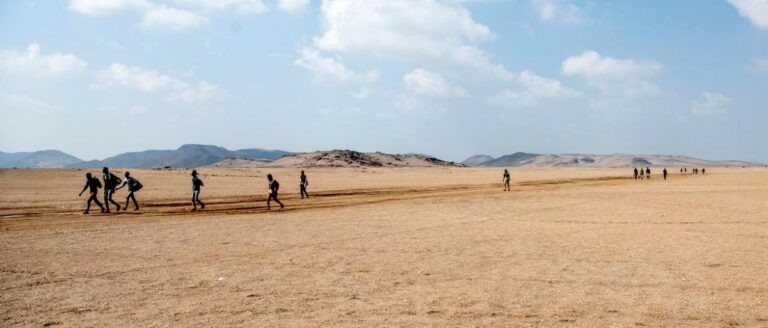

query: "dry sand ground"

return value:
[1, 167, 767, 327]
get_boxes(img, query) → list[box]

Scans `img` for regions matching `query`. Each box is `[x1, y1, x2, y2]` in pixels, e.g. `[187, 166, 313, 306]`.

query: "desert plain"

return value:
[1, 167, 767, 327]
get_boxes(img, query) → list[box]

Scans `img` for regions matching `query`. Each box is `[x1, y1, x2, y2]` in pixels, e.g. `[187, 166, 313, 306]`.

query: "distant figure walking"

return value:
[685, 168, 687, 173]
[115, 171, 142, 211]
[102, 167, 122, 213]
[680, 168, 683, 174]
[639, 169, 645, 180]
[191, 170, 205, 211]
[663, 168, 668, 180]
[633, 167, 638, 180]
[646, 167, 651, 180]
[702, 168, 706, 175]
[267, 174, 284, 209]
[503, 169, 511, 191]
[299, 170, 309, 199]
[79, 173, 105, 214]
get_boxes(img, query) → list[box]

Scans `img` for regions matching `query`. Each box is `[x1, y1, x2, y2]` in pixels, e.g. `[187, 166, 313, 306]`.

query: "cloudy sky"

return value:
[1, 0, 767, 162]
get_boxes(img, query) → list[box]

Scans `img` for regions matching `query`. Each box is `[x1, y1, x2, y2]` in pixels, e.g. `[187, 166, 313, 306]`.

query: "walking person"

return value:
[299, 170, 309, 199]
[646, 167, 651, 180]
[115, 171, 142, 211]
[702, 168, 706, 175]
[639, 169, 644, 180]
[79, 172, 105, 214]
[503, 169, 511, 191]
[191, 170, 205, 211]
[633, 167, 638, 180]
[663, 168, 668, 180]
[267, 174, 284, 210]
[102, 167, 122, 213]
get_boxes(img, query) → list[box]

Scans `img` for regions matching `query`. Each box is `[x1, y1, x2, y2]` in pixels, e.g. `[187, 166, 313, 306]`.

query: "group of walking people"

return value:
[632, 167, 708, 182]
[78, 168, 142, 214]
[79, 168, 310, 214]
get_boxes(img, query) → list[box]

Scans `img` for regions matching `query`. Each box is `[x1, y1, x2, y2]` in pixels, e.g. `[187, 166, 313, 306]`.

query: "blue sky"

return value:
[0, 0, 766, 162]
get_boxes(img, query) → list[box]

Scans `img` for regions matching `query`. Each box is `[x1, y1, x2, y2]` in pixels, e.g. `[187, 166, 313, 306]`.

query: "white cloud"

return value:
[728, 0, 768, 29]
[140, 5, 208, 30]
[754, 58, 768, 71]
[173, 0, 268, 14]
[562, 50, 662, 80]
[490, 70, 580, 108]
[532, 0, 586, 24]
[0, 93, 60, 113]
[691, 92, 731, 115]
[562, 51, 663, 109]
[95, 63, 223, 102]
[0, 43, 87, 78]
[314, 0, 491, 58]
[352, 87, 371, 100]
[294, 47, 378, 84]
[403, 68, 465, 96]
[278, 0, 309, 12]
[68, 0, 151, 15]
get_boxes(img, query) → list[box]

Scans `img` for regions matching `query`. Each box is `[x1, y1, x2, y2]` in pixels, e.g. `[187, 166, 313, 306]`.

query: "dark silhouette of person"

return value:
[684, 168, 687, 173]
[102, 167, 121, 213]
[633, 167, 638, 180]
[503, 169, 511, 191]
[191, 170, 205, 211]
[299, 170, 309, 199]
[267, 173, 284, 210]
[646, 167, 651, 180]
[79, 172, 105, 214]
[702, 168, 706, 175]
[680, 168, 683, 174]
[115, 171, 141, 211]
[663, 168, 668, 180]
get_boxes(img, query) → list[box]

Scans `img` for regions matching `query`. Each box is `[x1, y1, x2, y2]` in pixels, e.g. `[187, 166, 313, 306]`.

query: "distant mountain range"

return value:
[2, 147, 762, 169]
[462, 152, 764, 167]
[0, 150, 83, 168]
[0, 145, 291, 168]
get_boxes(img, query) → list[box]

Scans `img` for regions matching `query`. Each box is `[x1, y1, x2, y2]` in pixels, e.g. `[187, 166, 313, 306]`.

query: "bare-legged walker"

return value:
[503, 169, 511, 191]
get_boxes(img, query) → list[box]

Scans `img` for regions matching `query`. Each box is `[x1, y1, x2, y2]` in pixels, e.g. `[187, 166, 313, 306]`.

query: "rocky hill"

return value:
[217, 150, 465, 168]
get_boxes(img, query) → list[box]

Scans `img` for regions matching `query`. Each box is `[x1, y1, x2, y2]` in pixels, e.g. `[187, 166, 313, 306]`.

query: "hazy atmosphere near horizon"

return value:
[1, 0, 767, 162]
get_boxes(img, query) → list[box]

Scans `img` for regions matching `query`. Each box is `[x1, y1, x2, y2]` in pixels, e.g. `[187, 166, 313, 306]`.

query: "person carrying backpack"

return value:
[191, 170, 205, 211]
[267, 173, 284, 210]
[79, 172, 105, 214]
[116, 171, 142, 211]
[102, 167, 122, 213]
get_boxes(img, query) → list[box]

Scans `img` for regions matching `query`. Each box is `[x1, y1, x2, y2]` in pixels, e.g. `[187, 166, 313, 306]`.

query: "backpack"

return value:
[111, 173, 122, 186]
[272, 180, 280, 191]
[129, 178, 143, 192]
[94, 178, 103, 188]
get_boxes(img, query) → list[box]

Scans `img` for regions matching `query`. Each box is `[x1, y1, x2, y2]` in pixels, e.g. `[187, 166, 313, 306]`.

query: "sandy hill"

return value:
[213, 150, 464, 168]
[466, 152, 762, 167]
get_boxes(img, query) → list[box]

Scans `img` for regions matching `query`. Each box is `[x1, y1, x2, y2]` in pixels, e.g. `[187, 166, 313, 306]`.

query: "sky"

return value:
[0, 0, 767, 163]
